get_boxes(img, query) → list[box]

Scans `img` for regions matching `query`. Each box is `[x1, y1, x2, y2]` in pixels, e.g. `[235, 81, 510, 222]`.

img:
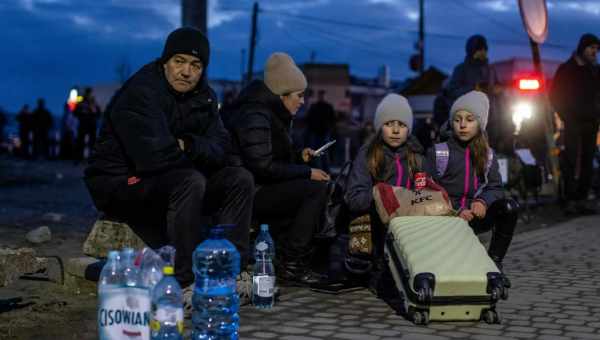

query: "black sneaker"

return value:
[494, 261, 512, 288]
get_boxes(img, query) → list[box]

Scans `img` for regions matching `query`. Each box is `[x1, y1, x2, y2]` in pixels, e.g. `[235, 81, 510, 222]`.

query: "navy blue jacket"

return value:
[345, 139, 424, 215]
[424, 136, 504, 211]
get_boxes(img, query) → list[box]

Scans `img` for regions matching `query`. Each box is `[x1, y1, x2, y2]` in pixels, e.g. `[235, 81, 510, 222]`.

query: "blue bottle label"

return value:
[98, 286, 151, 340]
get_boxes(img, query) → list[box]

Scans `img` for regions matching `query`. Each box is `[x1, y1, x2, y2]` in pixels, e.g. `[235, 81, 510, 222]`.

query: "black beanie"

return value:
[161, 27, 210, 66]
[576, 33, 600, 56]
[466, 34, 488, 57]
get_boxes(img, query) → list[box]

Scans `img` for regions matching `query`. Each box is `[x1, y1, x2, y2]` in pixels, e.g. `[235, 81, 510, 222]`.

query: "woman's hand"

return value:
[310, 168, 330, 181]
[470, 201, 487, 219]
[302, 148, 317, 163]
[177, 139, 185, 151]
[459, 209, 475, 222]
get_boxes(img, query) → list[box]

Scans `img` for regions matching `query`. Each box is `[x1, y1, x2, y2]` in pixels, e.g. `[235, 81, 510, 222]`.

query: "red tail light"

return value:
[518, 78, 541, 91]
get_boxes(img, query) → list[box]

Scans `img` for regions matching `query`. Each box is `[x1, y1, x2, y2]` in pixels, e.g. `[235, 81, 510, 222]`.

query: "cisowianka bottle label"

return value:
[98, 286, 151, 340]
[253, 275, 275, 297]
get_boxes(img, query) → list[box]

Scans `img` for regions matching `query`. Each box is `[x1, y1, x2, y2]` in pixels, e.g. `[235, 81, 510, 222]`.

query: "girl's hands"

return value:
[471, 201, 487, 219]
[459, 209, 475, 222]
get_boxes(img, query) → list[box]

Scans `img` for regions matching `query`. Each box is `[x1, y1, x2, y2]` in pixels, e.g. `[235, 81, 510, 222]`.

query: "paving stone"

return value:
[564, 332, 600, 340]
[333, 333, 379, 340]
[306, 331, 334, 338]
[311, 325, 338, 331]
[469, 335, 518, 340]
[252, 331, 279, 338]
[280, 336, 322, 340]
[539, 329, 563, 335]
[555, 318, 586, 326]
[437, 331, 472, 338]
[396, 334, 449, 340]
[536, 335, 572, 340]
[532, 322, 563, 330]
[278, 326, 311, 335]
[564, 325, 597, 333]
[503, 326, 537, 333]
[370, 329, 401, 337]
[503, 331, 539, 338]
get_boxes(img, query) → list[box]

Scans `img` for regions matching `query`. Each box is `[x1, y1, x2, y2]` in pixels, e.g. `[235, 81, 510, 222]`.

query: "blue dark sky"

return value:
[1, 0, 599, 116]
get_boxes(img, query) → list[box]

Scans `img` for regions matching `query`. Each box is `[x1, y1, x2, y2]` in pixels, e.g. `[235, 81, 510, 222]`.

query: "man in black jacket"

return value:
[550, 33, 600, 215]
[84, 27, 254, 286]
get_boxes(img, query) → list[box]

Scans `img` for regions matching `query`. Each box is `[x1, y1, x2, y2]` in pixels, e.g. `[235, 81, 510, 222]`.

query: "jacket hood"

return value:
[233, 80, 292, 125]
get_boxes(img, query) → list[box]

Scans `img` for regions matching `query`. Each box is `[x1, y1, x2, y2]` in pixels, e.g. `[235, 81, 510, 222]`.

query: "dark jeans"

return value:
[100, 166, 254, 286]
[562, 121, 599, 202]
[253, 179, 328, 260]
[470, 198, 519, 263]
[76, 122, 97, 160]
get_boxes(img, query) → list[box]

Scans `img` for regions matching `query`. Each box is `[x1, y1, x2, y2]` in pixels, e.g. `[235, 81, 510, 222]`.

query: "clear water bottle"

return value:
[140, 248, 165, 291]
[98, 249, 151, 340]
[191, 225, 240, 340]
[150, 266, 184, 340]
[252, 224, 275, 308]
[121, 247, 141, 287]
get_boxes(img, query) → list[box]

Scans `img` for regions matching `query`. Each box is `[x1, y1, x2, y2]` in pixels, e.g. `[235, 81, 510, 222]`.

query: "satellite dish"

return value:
[518, 0, 548, 44]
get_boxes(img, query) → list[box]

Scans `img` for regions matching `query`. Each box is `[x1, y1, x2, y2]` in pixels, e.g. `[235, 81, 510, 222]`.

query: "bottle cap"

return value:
[260, 224, 269, 232]
[163, 266, 174, 275]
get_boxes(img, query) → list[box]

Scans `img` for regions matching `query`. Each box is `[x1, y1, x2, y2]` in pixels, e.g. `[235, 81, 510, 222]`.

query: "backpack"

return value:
[434, 142, 494, 196]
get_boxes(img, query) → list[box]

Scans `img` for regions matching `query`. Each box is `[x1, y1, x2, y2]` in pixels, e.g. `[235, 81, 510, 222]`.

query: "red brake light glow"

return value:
[518, 78, 540, 91]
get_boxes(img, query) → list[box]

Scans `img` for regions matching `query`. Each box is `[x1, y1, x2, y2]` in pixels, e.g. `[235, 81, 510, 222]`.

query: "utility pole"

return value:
[240, 49, 246, 82]
[418, 0, 425, 74]
[246, 2, 259, 85]
[181, 0, 207, 34]
[529, 37, 559, 187]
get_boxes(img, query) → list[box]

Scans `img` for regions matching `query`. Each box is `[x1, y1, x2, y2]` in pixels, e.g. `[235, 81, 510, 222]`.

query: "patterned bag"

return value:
[372, 178, 453, 225]
[347, 215, 372, 257]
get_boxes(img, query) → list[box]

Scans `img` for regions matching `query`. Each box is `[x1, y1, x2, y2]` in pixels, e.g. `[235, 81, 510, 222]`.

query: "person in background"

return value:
[74, 87, 101, 161]
[303, 89, 336, 172]
[16, 104, 33, 158]
[445, 35, 504, 150]
[550, 33, 600, 215]
[32, 98, 53, 158]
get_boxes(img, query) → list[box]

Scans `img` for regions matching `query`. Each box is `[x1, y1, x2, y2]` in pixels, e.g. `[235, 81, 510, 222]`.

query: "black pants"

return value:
[76, 122, 97, 160]
[470, 198, 519, 263]
[253, 179, 328, 260]
[562, 121, 599, 202]
[102, 166, 254, 286]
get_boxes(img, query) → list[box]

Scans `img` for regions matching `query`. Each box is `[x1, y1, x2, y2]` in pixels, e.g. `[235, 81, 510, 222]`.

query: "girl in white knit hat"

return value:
[344, 93, 424, 288]
[424, 90, 518, 288]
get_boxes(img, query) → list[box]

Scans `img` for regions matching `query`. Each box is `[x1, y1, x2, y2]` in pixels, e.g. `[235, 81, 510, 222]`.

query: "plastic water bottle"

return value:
[150, 266, 184, 340]
[98, 249, 151, 340]
[191, 225, 240, 340]
[122, 247, 141, 287]
[252, 224, 275, 308]
[140, 248, 166, 291]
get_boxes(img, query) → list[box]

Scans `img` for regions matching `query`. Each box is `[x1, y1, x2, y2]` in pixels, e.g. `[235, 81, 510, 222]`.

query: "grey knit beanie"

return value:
[450, 91, 489, 131]
[264, 52, 307, 95]
[373, 94, 414, 132]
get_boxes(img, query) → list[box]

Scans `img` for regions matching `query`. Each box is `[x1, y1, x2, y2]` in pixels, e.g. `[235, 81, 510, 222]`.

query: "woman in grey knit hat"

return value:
[223, 52, 329, 286]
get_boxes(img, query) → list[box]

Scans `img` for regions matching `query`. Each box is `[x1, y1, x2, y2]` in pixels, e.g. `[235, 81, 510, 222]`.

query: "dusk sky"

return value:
[1, 0, 600, 117]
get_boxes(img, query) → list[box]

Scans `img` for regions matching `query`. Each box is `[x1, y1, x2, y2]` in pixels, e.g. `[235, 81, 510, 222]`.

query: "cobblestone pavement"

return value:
[238, 216, 600, 340]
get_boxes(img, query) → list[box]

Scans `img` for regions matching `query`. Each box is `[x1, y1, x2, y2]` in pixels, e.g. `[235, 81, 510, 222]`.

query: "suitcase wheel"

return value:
[482, 309, 501, 324]
[501, 287, 509, 300]
[411, 309, 430, 325]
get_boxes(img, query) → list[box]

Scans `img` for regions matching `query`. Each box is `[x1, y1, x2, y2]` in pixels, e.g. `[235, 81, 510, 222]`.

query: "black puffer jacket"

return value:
[223, 80, 310, 185]
[85, 60, 230, 207]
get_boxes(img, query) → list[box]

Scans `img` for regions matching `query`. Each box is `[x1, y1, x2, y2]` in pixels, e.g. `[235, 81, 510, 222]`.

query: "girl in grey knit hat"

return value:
[344, 94, 424, 281]
[424, 90, 518, 288]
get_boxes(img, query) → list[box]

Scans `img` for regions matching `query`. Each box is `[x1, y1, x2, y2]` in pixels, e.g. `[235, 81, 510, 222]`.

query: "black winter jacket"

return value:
[223, 80, 310, 185]
[85, 60, 229, 206]
[446, 58, 499, 104]
[345, 138, 424, 215]
[550, 55, 600, 124]
[423, 136, 504, 211]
